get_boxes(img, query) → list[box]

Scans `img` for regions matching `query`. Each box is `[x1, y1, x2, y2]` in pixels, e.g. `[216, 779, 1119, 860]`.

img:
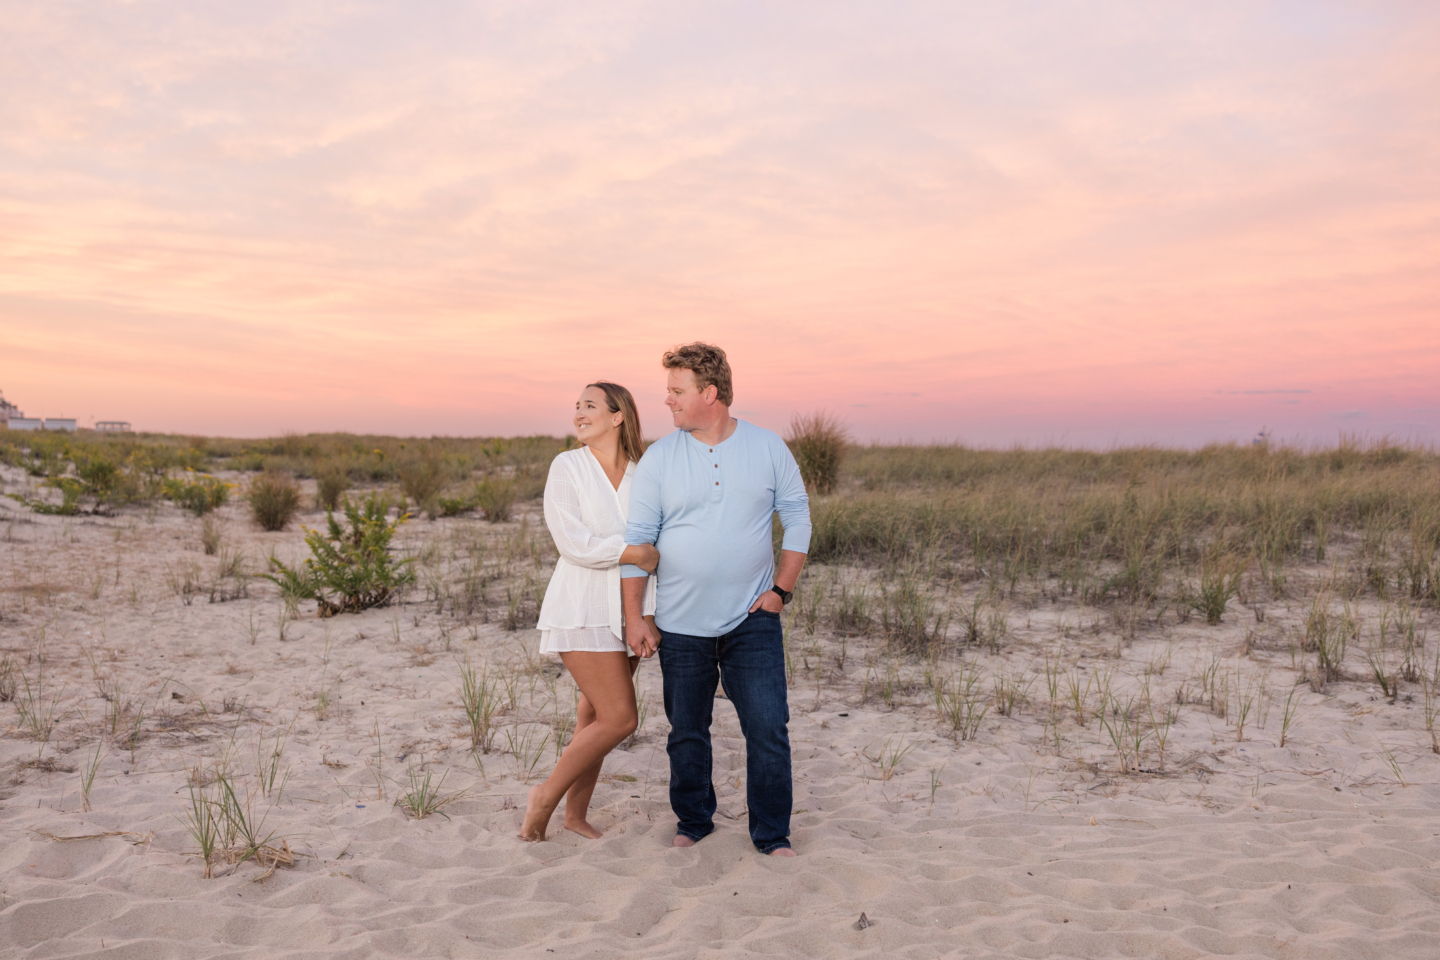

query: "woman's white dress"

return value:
[536, 447, 656, 655]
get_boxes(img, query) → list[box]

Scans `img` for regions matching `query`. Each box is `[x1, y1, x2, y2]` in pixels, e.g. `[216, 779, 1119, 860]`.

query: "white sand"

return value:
[3, 476, 1439, 958]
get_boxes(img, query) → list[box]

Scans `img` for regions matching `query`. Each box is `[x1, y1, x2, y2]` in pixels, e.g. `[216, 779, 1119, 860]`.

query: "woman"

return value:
[522, 381, 658, 842]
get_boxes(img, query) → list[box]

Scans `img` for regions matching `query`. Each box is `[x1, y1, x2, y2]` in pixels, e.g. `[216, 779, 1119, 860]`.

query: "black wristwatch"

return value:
[770, 585, 793, 605]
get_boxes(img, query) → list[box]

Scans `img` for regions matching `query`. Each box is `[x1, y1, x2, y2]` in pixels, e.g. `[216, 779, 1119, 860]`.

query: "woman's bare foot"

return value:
[519, 785, 558, 842]
[672, 834, 697, 847]
[564, 817, 604, 840]
[768, 847, 797, 857]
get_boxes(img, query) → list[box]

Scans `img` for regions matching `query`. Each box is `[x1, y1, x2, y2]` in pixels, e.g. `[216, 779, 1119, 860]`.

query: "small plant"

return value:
[314, 461, 350, 512]
[1279, 685, 1303, 748]
[164, 473, 229, 517]
[395, 762, 463, 819]
[991, 668, 1031, 717]
[786, 411, 847, 495]
[866, 735, 916, 782]
[178, 779, 221, 879]
[165, 559, 205, 605]
[1233, 680, 1257, 741]
[436, 495, 473, 517]
[255, 725, 291, 800]
[200, 514, 224, 555]
[880, 573, 949, 655]
[0, 655, 15, 703]
[1064, 668, 1095, 728]
[263, 495, 416, 616]
[80, 742, 104, 812]
[831, 580, 872, 636]
[1422, 678, 1439, 754]
[247, 471, 302, 531]
[473, 477, 516, 523]
[934, 667, 989, 741]
[927, 765, 945, 814]
[1190, 553, 1243, 625]
[457, 658, 498, 753]
[504, 725, 551, 781]
[1145, 696, 1174, 771]
[399, 458, 445, 518]
[121, 701, 146, 761]
[16, 665, 61, 746]
[1364, 640, 1398, 702]
[1377, 740, 1408, 787]
[1309, 598, 1355, 686]
[1099, 695, 1148, 773]
[214, 772, 294, 877]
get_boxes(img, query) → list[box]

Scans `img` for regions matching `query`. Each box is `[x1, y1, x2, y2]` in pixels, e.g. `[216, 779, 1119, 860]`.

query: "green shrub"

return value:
[398, 458, 445, 518]
[786, 412, 848, 495]
[247, 471, 302, 531]
[163, 474, 230, 516]
[473, 478, 516, 523]
[75, 456, 120, 502]
[263, 495, 416, 616]
[437, 495, 473, 517]
[314, 461, 350, 512]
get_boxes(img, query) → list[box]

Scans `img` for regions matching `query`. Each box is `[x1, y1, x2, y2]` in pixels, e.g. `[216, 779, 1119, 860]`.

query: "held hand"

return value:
[620, 543, 660, 574]
[749, 589, 785, 614]
[626, 620, 659, 659]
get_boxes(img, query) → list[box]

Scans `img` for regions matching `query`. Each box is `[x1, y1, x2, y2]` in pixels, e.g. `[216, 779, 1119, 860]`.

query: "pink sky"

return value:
[2, 2, 1437, 445]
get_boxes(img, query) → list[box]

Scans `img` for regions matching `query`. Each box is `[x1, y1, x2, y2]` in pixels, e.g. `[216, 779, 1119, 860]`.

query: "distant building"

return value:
[1, 389, 23, 424]
[95, 421, 132, 433]
[44, 418, 77, 432]
[7, 418, 42, 431]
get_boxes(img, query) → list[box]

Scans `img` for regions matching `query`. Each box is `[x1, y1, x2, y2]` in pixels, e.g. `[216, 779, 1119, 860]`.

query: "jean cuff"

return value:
[757, 841, 791, 854]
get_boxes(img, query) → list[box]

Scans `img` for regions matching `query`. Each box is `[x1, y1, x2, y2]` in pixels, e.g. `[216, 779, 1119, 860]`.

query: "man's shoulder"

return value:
[640, 430, 686, 459]
[736, 419, 784, 444]
[736, 420, 793, 458]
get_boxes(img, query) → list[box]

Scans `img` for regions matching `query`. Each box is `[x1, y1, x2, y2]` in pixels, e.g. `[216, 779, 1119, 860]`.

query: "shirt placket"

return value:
[705, 440, 722, 503]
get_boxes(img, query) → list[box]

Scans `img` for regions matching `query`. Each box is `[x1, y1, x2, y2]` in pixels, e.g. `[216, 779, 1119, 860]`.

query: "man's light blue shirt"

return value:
[622, 419, 811, 637]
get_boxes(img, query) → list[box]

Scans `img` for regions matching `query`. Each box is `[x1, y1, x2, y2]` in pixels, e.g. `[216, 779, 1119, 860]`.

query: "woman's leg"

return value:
[520, 650, 638, 841]
[562, 655, 640, 837]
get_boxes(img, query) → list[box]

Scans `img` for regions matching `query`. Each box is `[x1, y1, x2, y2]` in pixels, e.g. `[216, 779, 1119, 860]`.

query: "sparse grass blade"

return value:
[395, 762, 464, 819]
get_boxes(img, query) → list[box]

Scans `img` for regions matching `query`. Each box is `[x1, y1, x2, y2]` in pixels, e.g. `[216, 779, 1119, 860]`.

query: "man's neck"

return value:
[687, 408, 737, 447]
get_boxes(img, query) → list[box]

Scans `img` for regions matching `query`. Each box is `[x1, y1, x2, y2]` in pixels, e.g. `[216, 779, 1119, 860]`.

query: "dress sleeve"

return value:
[543, 457, 627, 570]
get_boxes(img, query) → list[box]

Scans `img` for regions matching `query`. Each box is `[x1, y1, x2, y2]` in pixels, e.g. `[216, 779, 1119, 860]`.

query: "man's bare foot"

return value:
[564, 817, 604, 840]
[768, 847, 797, 857]
[519, 785, 557, 842]
[672, 834, 697, 847]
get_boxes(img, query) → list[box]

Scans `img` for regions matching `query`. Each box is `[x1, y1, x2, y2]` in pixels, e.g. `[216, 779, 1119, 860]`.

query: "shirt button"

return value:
[715, 481, 719, 486]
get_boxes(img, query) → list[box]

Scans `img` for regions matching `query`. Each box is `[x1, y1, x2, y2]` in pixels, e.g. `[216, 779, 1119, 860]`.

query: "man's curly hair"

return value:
[662, 342, 733, 406]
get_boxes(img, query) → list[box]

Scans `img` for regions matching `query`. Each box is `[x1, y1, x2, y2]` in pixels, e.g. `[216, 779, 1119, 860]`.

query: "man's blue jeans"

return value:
[658, 610, 792, 853]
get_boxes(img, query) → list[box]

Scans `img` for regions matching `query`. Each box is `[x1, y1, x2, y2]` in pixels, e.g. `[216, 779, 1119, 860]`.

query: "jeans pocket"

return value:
[754, 609, 781, 619]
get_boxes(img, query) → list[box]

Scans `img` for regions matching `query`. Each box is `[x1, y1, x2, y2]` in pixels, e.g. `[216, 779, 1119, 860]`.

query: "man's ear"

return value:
[702, 384, 719, 405]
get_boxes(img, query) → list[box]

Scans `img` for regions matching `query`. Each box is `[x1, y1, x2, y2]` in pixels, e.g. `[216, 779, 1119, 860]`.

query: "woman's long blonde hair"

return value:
[587, 381, 645, 464]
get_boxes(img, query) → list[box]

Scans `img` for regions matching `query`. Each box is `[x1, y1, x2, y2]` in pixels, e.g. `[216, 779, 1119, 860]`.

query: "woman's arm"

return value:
[542, 459, 628, 570]
[620, 543, 658, 574]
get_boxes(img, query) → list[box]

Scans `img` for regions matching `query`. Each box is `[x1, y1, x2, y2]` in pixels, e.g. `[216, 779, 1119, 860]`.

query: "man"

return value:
[621, 342, 810, 857]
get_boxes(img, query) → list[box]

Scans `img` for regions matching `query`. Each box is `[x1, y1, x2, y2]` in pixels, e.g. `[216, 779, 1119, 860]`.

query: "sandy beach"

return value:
[3, 472, 1439, 959]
